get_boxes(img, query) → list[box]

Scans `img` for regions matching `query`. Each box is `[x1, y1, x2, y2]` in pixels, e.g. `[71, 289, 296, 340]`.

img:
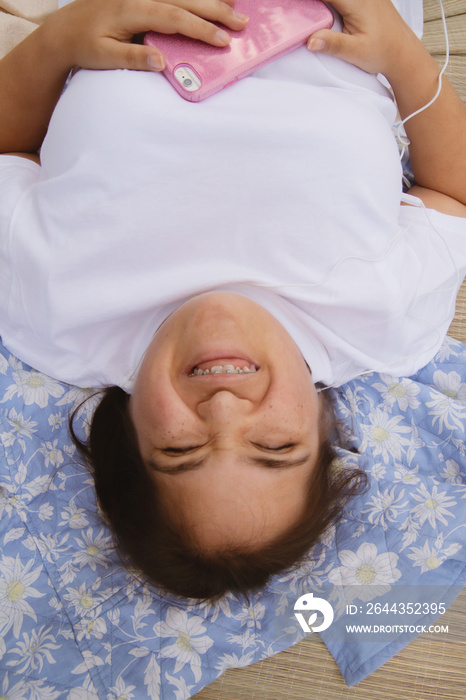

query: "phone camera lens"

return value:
[183, 78, 193, 87]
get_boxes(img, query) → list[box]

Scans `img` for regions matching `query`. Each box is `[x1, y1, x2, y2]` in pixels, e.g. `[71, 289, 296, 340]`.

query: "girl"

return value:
[1, 0, 465, 598]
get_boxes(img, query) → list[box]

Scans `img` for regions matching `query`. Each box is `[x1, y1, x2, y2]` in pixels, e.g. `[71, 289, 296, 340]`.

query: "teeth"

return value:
[190, 364, 256, 376]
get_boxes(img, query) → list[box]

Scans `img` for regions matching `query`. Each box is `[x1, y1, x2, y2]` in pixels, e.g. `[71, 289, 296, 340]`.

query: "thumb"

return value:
[307, 29, 355, 61]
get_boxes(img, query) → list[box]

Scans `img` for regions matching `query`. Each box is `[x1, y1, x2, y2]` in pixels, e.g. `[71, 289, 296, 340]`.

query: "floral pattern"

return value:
[0, 336, 465, 695]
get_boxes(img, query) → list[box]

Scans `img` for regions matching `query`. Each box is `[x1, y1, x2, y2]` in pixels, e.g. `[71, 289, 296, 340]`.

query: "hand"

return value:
[50, 0, 249, 72]
[307, 0, 419, 78]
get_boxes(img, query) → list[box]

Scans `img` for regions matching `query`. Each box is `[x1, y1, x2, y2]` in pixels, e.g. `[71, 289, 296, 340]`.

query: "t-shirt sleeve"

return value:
[0, 155, 41, 231]
[0, 155, 41, 347]
[399, 200, 466, 271]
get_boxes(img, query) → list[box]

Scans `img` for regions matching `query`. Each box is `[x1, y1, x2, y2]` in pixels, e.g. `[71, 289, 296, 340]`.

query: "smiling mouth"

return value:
[189, 359, 258, 376]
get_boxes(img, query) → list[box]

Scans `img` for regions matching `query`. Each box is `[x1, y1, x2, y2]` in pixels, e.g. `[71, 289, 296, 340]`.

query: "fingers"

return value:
[141, 0, 248, 50]
[159, 0, 248, 32]
[99, 37, 167, 70]
[63, 0, 249, 73]
[96, 0, 249, 72]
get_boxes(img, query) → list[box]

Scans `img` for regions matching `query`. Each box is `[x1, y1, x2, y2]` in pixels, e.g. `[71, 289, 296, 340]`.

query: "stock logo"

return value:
[294, 593, 334, 633]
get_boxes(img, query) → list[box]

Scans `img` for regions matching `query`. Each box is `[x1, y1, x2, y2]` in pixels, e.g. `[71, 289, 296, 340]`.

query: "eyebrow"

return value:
[248, 455, 312, 469]
[147, 457, 205, 475]
[146, 454, 312, 475]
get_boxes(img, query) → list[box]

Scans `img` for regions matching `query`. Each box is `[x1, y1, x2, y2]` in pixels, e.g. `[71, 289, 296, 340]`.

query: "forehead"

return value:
[151, 450, 318, 550]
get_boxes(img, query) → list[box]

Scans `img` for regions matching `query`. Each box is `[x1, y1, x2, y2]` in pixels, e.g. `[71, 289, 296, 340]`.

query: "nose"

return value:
[196, 389, 254, 423]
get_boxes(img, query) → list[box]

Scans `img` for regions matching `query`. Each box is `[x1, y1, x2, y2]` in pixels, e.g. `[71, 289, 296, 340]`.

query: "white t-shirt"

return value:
[1, 47, 465, 390]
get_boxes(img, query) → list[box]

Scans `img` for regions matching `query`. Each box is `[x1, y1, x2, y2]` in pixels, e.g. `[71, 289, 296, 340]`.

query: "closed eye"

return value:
[252, 443, 297, 452]
[161, 445, 205, 455]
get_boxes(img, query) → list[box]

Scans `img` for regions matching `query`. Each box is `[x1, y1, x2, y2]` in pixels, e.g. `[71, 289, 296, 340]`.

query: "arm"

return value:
[0, 0, 248, 157]
[308, 0, 466, 216]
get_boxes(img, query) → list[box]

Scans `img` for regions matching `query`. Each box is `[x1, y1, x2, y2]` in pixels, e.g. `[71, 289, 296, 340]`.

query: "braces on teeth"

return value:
[189, 364, 257, 376]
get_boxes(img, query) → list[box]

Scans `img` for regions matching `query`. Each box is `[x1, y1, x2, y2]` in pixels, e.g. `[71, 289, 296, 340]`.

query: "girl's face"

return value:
[130, 292, 322, 550]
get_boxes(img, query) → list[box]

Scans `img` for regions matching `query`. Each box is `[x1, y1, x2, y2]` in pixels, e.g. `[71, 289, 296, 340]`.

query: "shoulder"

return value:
[402, 186, 466, 218]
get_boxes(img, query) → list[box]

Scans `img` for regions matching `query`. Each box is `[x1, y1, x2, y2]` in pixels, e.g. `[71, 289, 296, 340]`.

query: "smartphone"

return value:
[143, 0, 334, 102]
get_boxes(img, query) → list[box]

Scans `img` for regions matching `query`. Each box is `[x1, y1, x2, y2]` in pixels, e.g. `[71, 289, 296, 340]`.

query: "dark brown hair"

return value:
[70, 386, 367, 600]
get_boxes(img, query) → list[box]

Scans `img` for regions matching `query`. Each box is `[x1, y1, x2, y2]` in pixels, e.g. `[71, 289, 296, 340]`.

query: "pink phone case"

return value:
[143, 0, 333, 102]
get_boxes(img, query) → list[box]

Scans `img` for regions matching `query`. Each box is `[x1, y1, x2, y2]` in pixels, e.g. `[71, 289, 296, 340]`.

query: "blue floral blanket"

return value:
[0, 335, 465, 697]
